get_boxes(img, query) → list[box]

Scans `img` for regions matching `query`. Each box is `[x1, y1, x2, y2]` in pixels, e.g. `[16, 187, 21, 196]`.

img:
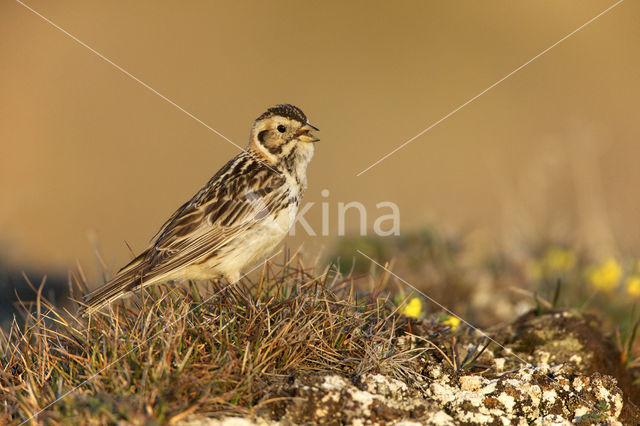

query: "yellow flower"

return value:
[626, 276, 640, 298]
[589, 258, 622, 292]
[542, 248, 576, 273]
[440, 315, 461, 331]
[403, 297, 422, 318]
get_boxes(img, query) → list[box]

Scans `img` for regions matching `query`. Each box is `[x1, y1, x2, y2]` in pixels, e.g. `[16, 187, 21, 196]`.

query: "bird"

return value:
[81, 104, 319, 315]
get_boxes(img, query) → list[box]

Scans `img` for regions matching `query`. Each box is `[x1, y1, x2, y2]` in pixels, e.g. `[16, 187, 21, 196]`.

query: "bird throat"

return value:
[278, 143, 314, 187]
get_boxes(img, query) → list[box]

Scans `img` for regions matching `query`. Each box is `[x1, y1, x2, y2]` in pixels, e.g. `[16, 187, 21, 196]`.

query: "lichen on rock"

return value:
[178, 310, 639, 425]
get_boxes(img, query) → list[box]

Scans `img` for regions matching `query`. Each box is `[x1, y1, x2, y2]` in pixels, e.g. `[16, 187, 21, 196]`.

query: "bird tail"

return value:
[80, 251, 150, 316]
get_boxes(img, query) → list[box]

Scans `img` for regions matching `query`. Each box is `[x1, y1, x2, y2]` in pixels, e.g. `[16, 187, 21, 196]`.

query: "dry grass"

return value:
[5, 229, 640, 424]
[0, 254, 433, 424]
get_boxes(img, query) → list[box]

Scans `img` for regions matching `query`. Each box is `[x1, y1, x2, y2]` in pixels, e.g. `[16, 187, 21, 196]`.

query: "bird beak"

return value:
[296, 123, 320, 143]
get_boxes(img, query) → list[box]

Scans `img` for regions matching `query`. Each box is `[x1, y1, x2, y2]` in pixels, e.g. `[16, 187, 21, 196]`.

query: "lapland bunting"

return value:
[82, 104, 318, 314]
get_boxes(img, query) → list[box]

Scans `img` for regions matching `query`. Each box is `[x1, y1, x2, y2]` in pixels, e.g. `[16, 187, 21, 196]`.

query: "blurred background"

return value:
[1, 1, 639, 307]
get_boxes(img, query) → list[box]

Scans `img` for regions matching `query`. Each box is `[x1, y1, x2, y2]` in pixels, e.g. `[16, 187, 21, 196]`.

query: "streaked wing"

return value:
[140, 155, 287, 281]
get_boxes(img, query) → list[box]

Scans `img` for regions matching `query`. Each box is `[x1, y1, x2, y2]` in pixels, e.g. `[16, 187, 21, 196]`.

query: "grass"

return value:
[3, 228, 640, 423]
[329, 230, 640, 370]
[0, 253, 442, 424]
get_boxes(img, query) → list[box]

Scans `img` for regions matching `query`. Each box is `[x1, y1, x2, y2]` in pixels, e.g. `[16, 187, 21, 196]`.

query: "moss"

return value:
[512, 330, 547, 354]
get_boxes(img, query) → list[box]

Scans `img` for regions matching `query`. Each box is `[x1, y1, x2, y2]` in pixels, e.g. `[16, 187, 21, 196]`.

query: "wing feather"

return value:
[140, 160, 287, 281]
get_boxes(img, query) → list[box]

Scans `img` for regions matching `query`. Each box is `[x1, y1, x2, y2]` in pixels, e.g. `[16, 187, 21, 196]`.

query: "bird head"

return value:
[249, 104, 319, 165]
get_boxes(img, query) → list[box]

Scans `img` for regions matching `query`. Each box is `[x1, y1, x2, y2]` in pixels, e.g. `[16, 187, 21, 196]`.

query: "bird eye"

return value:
[277, 125, 286, 133]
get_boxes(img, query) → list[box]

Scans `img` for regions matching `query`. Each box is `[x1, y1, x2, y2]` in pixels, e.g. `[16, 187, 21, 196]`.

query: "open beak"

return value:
[296, 122, 320, 143]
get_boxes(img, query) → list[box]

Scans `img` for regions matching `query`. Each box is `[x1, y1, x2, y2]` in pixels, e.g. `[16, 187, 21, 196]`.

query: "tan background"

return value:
[1, 1, 639, 280]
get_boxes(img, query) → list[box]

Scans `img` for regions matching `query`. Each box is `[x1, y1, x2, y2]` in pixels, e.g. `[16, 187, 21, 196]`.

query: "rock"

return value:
[177, 310, 640, 425]
[280, 374, 446, 425]
[425, 366, 624, 424]
[495, 310, 640, 423]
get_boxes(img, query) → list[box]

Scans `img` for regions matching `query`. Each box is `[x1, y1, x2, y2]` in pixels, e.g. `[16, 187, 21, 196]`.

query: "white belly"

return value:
[186, 200, 298, 283]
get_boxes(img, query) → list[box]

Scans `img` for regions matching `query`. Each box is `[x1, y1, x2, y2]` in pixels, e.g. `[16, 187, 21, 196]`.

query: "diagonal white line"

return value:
[357, 250, 532, 365]
[356, 0, 624, 176]
[357, 249, 607, 418]
[20, 252, 283, 424]
[14, 0, 242, 152]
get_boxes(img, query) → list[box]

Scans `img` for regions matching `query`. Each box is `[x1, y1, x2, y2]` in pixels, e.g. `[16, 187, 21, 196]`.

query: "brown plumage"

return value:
[82, 104, 318, 315]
